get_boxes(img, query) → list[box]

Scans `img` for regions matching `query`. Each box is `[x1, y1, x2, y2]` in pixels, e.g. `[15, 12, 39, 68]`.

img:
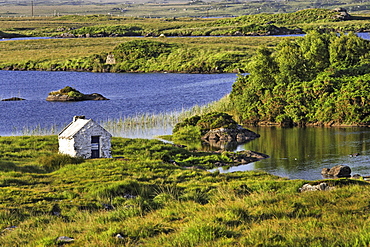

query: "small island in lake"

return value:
[46, 86, 109, 102]
[1, 97, 26, 101]
[172, 112, 262, 151]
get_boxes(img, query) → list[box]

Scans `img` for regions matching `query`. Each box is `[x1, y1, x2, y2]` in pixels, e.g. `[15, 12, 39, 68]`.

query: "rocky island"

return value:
[46, 86, 109, 102]
[172, 112, 262, 150]
[1, 97, 26, 101]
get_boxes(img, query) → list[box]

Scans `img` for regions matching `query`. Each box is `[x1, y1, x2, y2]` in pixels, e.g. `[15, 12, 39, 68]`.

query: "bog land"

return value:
[1, 8, 370, 73]
[0, 0, 370, 18]
[0, 136, 370, 246]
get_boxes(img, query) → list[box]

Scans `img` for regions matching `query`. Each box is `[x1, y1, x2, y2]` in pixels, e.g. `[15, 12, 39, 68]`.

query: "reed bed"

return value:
[15, 123, 62, 136]
[15, 95, 232, 137]
[103, 94, 232, 137]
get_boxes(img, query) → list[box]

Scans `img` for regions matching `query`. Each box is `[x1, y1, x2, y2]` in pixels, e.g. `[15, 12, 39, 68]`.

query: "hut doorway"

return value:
[91, 136, 100, 158]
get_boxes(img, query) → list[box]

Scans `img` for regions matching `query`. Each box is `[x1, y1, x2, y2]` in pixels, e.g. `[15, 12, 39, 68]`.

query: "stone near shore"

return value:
[201, 125, 260, 150]
[299, 182, 332, 192]
[321, 165, 352, 178]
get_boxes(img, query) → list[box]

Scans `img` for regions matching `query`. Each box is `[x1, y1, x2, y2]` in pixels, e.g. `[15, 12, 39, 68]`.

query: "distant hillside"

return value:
[0, 0, 369, 18]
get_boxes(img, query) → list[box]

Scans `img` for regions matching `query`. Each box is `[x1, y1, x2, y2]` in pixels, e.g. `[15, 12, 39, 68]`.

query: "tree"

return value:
[274, 40, 309, 84]
[246, 47, 278, 91]
[329, 32, 370, 68]
[298, 31, 331, 77]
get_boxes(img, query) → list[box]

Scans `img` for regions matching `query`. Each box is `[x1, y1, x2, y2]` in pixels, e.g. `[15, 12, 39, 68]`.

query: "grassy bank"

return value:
[0, 135, 369, 246]
[1, 9, 370, 73]
[1, 10, 370, 38]
[0, 37, 290, 72]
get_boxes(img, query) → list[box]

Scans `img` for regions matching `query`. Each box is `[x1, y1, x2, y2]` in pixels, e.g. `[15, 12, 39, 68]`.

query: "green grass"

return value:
[0, 135, 370, 246]
[0, 35, 289, 69]
[1, 9, 370, 73]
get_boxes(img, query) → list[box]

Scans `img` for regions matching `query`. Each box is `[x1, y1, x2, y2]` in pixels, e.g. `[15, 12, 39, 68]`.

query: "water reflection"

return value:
[214, 126, 370, 180]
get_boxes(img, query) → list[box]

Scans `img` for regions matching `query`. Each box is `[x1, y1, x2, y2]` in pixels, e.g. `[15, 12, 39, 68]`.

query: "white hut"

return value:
[58, 116, 112, 159]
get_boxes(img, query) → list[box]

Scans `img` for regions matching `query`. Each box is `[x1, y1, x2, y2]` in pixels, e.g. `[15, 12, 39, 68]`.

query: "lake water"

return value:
[214, 126, 370, 180]
[0, 71, 236, 136]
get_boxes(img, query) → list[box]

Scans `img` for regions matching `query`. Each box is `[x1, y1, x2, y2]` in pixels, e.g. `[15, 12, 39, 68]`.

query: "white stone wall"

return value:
[58, 138, 77, 157]
[59, 120, 112, 159]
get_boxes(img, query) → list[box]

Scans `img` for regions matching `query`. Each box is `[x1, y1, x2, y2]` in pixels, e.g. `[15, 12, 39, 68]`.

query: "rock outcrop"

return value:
[299, 182, 332, 192]
[46, 86, 109, 102]
[321, 165, 352, 178]
[219, 150, 269, 165]
[333, 7, 351, 20]
[46, 93, 108, 101]
[1, 97, 25, 101]
[201, 125, 260, 150]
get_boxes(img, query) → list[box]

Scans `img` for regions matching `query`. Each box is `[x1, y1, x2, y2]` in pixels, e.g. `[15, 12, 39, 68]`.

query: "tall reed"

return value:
[101, 95, 232, 137]
[14, 95, 231, 137]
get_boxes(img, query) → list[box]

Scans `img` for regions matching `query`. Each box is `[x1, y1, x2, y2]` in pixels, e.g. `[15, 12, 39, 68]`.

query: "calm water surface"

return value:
[0, 70, 236, 135]
[214, 127, 370, 180]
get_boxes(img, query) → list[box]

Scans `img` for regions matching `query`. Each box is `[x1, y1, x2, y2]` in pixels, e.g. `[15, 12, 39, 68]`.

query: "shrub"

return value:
[172, 125, 202, 142]
[196, 112, 238, 132]
[38, 153, 84, 171]
[172, 112, 238, 141]
[112, 40, 177, 61]
[59, 86, 76, 94]
[67, 90, 84, 98]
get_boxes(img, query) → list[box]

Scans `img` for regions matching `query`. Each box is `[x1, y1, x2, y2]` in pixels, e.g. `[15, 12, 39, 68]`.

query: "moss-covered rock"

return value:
[173, 112, 260, 150]
[46, 86, 109, 101]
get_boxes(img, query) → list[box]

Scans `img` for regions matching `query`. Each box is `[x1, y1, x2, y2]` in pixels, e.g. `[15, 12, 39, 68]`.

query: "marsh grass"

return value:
[0, 35, 291, 70]
[103, 95, 233, 137]
[0, 134, 370, 246]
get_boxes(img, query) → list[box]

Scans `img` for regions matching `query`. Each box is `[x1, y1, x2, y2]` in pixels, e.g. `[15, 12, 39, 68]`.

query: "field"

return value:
[1, 0, 370, 18]
[1, 8, 370, 73]
[0, 136, 370, 246]
[0, 35, 288, 66]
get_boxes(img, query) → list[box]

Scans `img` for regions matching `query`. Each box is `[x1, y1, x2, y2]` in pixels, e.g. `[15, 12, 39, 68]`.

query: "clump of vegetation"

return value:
[70, 25, 143, 37]
[48, 86, 84, 98]
[196, 112, 238, 132]
[173, 112, 238, 141]
[230, 31, 370, 126]
[38, 153, 84, 171]
[112, 40, 177, 60]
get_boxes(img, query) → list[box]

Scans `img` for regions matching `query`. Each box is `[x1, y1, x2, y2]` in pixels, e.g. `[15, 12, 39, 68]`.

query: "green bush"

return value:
[38, 153, 84, 171]
[172, 125, 202, 142]
[112, 40, 177, 61]
[67, 91, 84, 98]
[230, 32, 370, 125]
[172, 112, 239, 142]
[59, 86, 76, 94]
